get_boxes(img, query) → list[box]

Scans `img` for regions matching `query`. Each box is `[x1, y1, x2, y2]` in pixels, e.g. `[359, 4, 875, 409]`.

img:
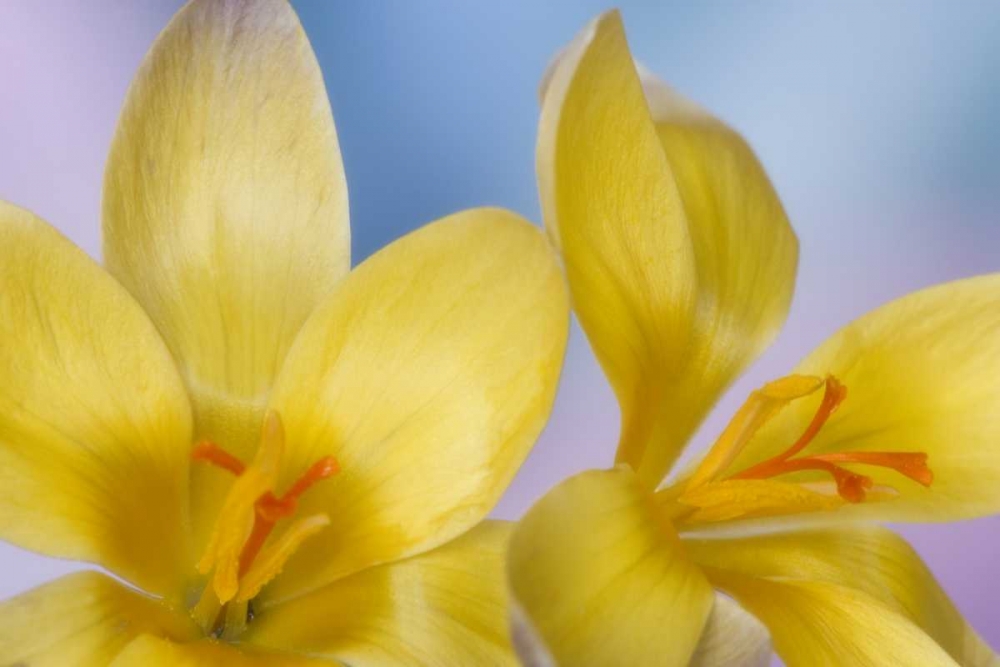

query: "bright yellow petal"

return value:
[0, 572, 198, 667]
[706, 570, 960, 667]
[691, 594, 771, 667]
[245, 522, 516, 665]
[538, 12, 797, 488]
[508, 467, 714, 667]
[109, 635, 330, 667]
[261, 209, 568, 601]
[0, 203, 194, 597]
[686, 527, 998, 666]
[721, 274, 1000, 523]
[102, 0, 349, 549]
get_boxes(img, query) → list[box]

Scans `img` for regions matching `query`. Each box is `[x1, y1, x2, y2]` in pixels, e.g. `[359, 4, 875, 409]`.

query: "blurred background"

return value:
[1, 0, 998, 652]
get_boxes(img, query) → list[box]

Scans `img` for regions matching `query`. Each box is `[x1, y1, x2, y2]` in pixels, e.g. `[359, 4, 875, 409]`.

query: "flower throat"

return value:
[189, 411, 338, 639]
[671, 375, 933, 524]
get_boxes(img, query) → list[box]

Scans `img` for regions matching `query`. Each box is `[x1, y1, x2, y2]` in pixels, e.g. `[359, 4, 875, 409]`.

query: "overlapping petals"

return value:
[513, 6, 1000, 667]
[109, 635, 329, 667]
[537, 10, 797, 489]
[247, 523, 517, 666]
[715, 274, 1000, 527]
[689, 594, 771, 667]
[686, 527, 997, 665]
[1, 0, 572, 662]
[0, 572, 198, 666]
[263, 209, 568, 602]
[0, 202, 194, 597]
[101, 0, 351, 549]
[508, 468, 714, 666]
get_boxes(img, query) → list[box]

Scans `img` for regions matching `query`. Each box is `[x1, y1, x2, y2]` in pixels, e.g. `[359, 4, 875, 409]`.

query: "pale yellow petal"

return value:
[102, 0, 349, 523]
[110, 635, 331, 667]
[690, 594, 771, 667]
[721, 274, 1000, 523]
[686, 527, 998, 666]
[707, 570, 960, 667]
[261, 209, 568, 601]
[245, 522, 516, 666]
[538, 12, 796, 488]
[508, 467, 714, 667]
[0, 202, 194, 597]
[0, 572, 198, 667]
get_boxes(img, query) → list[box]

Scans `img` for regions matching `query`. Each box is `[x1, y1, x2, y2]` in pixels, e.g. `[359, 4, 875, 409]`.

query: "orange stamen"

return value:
[814, 451, 933, 487]
[191, 444, 339, 578]
[729, 376, 932, 503]
[192, 441, 246, 475]
[779, 376, 848, 460]
[283, 456, 340, 503]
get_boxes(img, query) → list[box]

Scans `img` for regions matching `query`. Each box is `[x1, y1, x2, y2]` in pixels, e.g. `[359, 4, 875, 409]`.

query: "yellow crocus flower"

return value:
[0, 1, 569, 664]
[508, 11, 999, 667]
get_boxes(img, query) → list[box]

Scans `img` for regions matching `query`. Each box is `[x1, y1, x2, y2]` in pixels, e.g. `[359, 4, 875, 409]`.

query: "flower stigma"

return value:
[189, 410, 338, 639]
[669, 375, 933, 525]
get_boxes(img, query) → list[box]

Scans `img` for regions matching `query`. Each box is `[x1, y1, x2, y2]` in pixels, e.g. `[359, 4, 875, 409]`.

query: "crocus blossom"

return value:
[508, 11, 999, 667]
[0, 1, 569, 664]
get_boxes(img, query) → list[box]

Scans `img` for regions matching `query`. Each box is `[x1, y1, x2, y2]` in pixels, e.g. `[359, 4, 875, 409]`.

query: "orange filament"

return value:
[729, 377, 933, 503]
[193, 443, 339, 577]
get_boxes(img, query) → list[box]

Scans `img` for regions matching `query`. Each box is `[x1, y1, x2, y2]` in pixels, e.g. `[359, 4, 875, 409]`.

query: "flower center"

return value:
[726, 376, 933, 501]
[188, 410, 338, 639]
[669, 375, 933, 524]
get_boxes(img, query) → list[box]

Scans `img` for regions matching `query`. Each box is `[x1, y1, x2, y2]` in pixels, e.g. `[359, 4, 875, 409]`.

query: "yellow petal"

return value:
[691, 594, 771, 667]
[0, 203, 194, 598]
[508, 467, 714, 666]
[706, 570, 960, 667]
[538, 12, 797, 488]
[245, 522, 516, 665]
[686, 527, 998, 666]
[102, 0, 349, 550]
[722, 274, 1000, 523]
[0, 571, 198, 667]
[109, 635, 329, 667]
[262, 208, 568, 601]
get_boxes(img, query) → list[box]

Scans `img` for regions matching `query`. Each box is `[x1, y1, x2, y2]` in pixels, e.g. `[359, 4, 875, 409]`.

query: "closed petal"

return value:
[262, 209, 568, 600]
[720, 274, 1000, 523]
[690, 594, 771, 667]
[110, 635, 330, 667]
[245, 522, 516, 666]
[102, 0, 350, 552]
[686, 527, 998, 666]
[0, 572, 198, 667]
[538, 12, 796, 488]
[0, 203, 194, 597]
[707, 571, 959, 667]
[508, 467, 714, 666]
